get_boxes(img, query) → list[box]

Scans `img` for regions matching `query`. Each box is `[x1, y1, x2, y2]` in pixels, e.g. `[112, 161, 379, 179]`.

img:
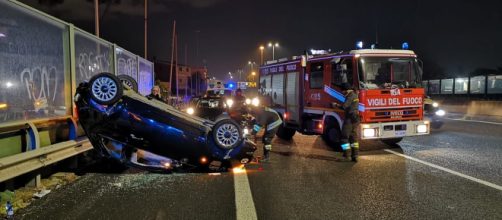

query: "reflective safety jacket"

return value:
[342, 90, 359, 122]
[253, 107, 282, 133]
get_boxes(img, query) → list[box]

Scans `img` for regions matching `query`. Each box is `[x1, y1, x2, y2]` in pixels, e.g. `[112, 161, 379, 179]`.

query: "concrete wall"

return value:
[436, 99, 502, 117]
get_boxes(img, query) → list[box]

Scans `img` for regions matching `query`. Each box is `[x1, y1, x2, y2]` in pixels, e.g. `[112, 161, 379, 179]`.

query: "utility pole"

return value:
[195, 30, 200, 66]
[175, 34, 179, 100]
[144, 0, 148, 59]
[169, 20, 176, 97]
[94, 0, 100, 37]
[259, 46, 264, 65]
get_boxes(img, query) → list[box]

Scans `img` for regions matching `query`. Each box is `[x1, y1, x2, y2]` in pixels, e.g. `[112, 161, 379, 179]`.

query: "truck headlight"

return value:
[363, 128, 376, 137]
[435, 109, 445, 116]
[417, 124, 428, 133]
[187, 107, 195, 115]
[226, 99, 234, 108]
[245, 98, 251, 105]
[432, 102, 439, 108]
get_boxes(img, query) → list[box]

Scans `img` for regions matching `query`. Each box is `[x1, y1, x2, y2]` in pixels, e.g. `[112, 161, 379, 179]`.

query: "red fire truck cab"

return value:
[259, 49, 430, 147]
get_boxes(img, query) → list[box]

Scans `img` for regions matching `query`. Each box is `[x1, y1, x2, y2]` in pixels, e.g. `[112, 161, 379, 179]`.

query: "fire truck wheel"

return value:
[382, 138, 403, 147]
[276, 124, 296, 140]
[322, 117, 342, 150]
[322, 126, 342, 150]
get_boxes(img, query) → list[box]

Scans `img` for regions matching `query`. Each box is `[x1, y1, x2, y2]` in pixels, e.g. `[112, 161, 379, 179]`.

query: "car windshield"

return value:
[358, 57, 422, 89]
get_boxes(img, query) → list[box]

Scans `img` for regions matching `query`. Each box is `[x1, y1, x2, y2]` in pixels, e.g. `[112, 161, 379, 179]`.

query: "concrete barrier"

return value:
[437, 100, 502, 117]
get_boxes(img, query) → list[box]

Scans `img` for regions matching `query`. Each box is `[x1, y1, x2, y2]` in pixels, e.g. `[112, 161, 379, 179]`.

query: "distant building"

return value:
[153, 58, 208, 98]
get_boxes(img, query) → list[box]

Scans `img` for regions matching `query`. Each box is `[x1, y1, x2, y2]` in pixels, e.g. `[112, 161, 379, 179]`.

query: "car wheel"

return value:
[382, 138, 403, 147]
[118, 75, 138, 92]
[213, 119, 242, 150]
[276, 123, 296, 140]
[89, 72, 123, 105]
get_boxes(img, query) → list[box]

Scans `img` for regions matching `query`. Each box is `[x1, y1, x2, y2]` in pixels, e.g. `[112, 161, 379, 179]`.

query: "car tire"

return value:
[276, 123, 296, 140]
[382, 138, 403, 147]
[212, 119, 243, 150]
[89, 72, 123, 105]
[118, 75, 138, 92]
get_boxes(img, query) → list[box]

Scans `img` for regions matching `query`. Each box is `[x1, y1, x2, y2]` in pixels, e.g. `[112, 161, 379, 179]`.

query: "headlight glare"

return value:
[226, 99, 234, 107]
[417, 124, 428, 133]
[187, 107, 195, 115]
[252, 97, 260, 106]
[435, 109, 445, 116]
[363, 128, 376, 137]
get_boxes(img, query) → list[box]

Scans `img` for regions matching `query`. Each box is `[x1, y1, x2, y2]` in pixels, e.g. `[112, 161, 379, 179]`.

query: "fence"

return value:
[423, 75, 502, 96]
[0, 0, 153, 183]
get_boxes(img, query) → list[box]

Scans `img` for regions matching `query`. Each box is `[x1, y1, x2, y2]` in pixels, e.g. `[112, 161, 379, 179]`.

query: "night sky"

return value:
[20, 0, 502, 79]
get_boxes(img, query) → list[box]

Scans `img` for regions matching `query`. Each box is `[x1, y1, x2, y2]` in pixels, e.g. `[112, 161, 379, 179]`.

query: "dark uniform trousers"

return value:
[340, 91, 360, 160]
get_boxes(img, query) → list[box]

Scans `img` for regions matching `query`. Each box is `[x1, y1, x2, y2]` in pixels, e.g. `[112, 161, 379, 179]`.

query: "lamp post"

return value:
[94, 0, 99, 37]
[259, 46, 264, 65]
[144, 0, 148, 59]
[268, 42, 279, 60]
[248, 61, 256, 72]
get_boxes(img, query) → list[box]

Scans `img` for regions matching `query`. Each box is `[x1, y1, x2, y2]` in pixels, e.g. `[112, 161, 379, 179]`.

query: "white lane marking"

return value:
[384, 149, 502, 191]
[233, 168, 258, 220]
[444, 117, 502, 126]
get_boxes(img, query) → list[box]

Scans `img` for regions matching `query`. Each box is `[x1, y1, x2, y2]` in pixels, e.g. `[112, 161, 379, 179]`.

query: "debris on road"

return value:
[0, 172, 79, 217]
[33, 190, 51, 199]
[110, 183, 123, 188]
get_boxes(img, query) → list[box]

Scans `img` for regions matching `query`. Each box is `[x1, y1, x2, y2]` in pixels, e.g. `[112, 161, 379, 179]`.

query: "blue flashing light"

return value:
[356, 41, 364, 49]
[402, 42, 409, 50]
[229, 83, 234, 88]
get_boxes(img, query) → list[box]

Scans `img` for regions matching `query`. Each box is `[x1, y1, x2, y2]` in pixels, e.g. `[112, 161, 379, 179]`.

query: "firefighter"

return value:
[228, 88, 248, 121]
[250, 98, 282, 162]
[336, 83, 360, 162]
[234, 88, 246, 104]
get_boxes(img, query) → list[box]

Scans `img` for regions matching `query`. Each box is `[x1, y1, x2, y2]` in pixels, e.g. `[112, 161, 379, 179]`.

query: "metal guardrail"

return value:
[0, 138, 92, 183]
[0, 116, 92, 184]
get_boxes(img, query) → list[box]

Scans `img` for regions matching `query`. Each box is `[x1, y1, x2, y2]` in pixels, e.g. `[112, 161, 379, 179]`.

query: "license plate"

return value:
[395, 130, 406, 137]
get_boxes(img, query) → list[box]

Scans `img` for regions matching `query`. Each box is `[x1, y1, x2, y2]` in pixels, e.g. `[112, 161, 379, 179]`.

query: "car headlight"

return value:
[245, 98, 251, 105]
[417, 124, 428, 133]
[432, 102, 439, 108]
[363, 128, 376, 137]
[226, 99, 234, 108]
[187, 107, 195, 115]
[252, 97, 260, 107]
[435, 109, 445, 116]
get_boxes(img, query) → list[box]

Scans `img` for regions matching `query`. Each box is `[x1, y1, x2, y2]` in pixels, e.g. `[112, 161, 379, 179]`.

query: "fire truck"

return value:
[259, 49, 430, 147]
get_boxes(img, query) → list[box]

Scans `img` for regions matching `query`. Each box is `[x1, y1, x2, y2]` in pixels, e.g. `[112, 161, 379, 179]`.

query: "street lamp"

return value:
[268, 42, 279, 60]
[259, 45, 265, 65]
[248, 61, 256, 82]
[248, 61, 256, 72]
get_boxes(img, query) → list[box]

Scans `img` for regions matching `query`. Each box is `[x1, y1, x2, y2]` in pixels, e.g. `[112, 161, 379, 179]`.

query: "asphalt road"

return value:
[18, 118, 502, 220]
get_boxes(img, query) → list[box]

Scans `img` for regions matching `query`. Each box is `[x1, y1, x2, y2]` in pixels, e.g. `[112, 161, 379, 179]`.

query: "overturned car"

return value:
[74, 73, 256, 172]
